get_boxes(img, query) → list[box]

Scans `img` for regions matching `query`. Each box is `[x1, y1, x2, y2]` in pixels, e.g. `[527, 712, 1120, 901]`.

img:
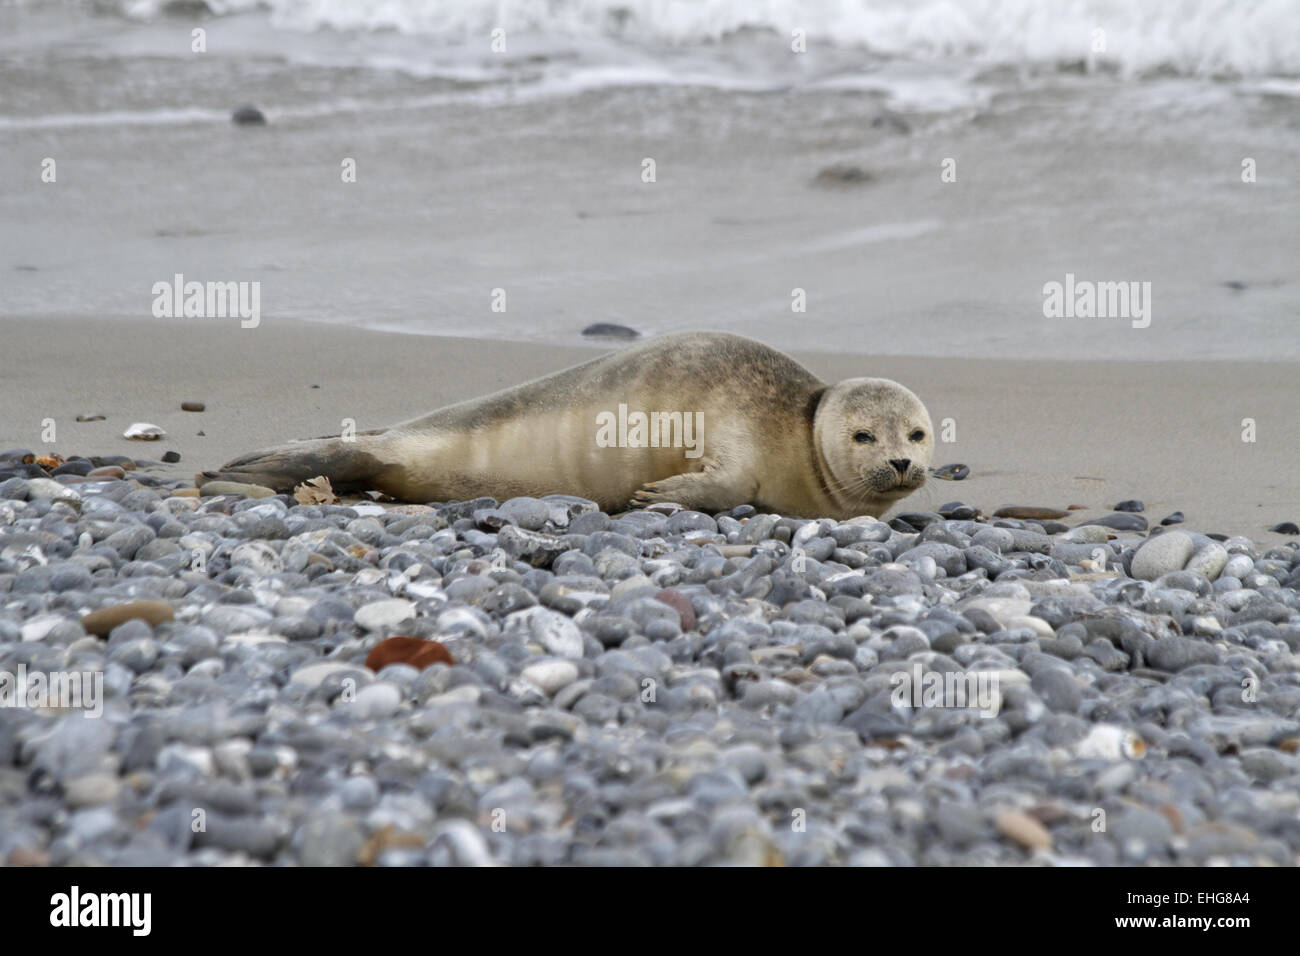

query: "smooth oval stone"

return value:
[1184, 542, 1229, 580]
[993, 506, 1068, 521]
[162, 451, 181, 463]
[654, 588, 696, 631]
[1269, 522, 1299, 535]
[1131, 531, 1196, 581]
[26, 478, 81, 503]
[1160, 511, 1184, 525]
[994, 810, 1051, 851]
[354, 599, 416, 631]
[896, 511, 942, 529]
[1113, 500, 1145, 512]
[87, 465, 126, 479]
[51, 459, 93, 477]
[1079, 513, 1148, 532]
[581, 323, 638, 339]
[181, 402, 206, 412]
[199, 480, 276, 498]
[521, 660, 580, 695]
[930, 463, 969, 481]
[351, 682, 402, 719]
[232, 104, 266, 125]
[81, 600, 175, 637]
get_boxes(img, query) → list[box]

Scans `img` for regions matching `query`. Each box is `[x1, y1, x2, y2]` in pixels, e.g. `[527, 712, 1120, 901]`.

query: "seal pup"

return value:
[200, 331, 933, 519]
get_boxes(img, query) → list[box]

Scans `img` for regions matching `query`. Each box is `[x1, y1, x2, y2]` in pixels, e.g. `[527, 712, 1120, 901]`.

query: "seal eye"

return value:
[909, 429, 925, 442]
[853, 431, 875, 444]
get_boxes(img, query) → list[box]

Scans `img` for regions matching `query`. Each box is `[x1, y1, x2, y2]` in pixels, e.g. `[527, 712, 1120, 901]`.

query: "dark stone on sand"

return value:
[232, 105, 266, 126]
[1161, 512, 1184, 525]
[75, 414, 106, 422]
[181, 402, 206, 412]
[813, 164, 874, 187]
[1206, 533, 1229, 542]
[1114, 500, 1145, 512]
[1079, 513, 1148, 532]
[897, 512, 942, 530]
[931, 463, 969, 481]
[581, 323, 639, 340]
[1222, 280, 1247, 291]
[1270, 522, 1300, 535]
[51, 459, 93, 477]
[994, 506, 1068, 521]
[162, 451, 182, 463]
[938, 502, 978, 520]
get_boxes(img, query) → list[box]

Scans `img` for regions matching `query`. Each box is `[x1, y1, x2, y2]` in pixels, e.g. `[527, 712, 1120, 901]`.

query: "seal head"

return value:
[813, 377, 933, 517]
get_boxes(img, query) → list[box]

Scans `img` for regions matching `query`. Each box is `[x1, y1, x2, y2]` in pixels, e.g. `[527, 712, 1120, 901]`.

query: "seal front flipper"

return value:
[628, 461, 754, 513]
[197, 435, 393, 495]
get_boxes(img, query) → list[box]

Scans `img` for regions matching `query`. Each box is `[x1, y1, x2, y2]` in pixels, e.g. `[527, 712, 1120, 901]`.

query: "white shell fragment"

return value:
[124, 422, 165, 440]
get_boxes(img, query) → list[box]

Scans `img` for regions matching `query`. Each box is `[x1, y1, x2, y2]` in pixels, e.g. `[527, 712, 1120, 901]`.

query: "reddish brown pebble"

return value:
[181, 402, 206, 412]
[1067, 504, 1087, 511]
[654, 588, 696, 631]
[81, 600, 175, 637]
[87, 465, 127, 479]
[993, 506, 1070, 521]
[365, 636, 454, 672]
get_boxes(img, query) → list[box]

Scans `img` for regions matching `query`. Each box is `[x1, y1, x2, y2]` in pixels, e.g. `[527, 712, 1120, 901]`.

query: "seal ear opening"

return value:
[196, 435, 389, 494]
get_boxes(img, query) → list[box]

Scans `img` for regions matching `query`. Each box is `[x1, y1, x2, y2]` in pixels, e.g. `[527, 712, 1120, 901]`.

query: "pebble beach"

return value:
[3, 0, 1300, 872]
[2, 373, 1299, 865]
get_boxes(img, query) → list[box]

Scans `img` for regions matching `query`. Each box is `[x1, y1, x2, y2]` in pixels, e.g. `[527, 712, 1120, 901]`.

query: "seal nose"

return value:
[889, 459, 911, 477]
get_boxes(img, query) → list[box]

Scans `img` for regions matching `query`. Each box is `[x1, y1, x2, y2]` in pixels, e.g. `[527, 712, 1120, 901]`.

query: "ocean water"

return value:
[1, 0, 1298, 360]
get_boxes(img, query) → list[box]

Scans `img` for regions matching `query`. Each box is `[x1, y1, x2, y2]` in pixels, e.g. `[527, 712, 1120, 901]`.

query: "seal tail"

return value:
[196, 434, 393, 495]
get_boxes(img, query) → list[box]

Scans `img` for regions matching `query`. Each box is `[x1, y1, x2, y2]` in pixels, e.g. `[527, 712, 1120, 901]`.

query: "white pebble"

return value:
[521, 660, 580, 695]
[354, 598, 416, 632]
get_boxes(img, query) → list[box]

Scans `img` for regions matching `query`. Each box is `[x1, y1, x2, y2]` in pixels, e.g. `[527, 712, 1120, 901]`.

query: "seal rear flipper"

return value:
[196, 436, 391, 495]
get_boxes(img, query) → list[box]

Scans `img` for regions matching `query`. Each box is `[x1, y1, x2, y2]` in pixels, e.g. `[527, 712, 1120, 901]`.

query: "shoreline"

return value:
[3, 314, 1297, 543]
